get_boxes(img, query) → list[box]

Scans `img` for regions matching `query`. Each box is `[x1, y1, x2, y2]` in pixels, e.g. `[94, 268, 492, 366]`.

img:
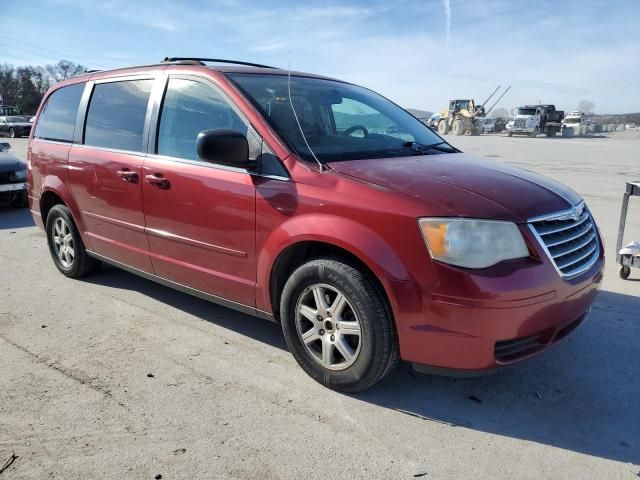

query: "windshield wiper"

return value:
[402, 141, 456, 153]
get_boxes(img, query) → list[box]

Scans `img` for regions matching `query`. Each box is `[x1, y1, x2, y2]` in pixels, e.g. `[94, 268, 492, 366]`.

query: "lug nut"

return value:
[330, 334, 335, 341]
[319, 329, 325, 336]
[326, 311, 332, 317]
[316, 315, 323, 321]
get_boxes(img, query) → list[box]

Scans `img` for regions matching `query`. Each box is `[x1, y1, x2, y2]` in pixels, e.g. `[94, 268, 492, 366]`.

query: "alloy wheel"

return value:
[295, 283, 362, 371]
[52, 217, 75, 268]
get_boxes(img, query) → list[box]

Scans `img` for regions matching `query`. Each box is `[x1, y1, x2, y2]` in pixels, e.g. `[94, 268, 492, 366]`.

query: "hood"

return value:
[328, 153, 581, 222]
[0, 151, 25, 173]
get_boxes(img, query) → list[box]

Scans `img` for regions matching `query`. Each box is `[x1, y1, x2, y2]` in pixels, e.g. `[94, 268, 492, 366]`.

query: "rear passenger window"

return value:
[34, 83, 84, 142]
[84, 79, 153, 152]
[157, 78, 247, 160]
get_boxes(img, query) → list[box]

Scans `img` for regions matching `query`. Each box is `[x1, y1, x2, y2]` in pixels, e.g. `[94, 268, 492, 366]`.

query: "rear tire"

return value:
[452, 119, 464, 136]
[9, 128, 16, 138]
[507, 131, 513, 137]
[437, 120, 449, 135]
[280, 257, 398, 392]
[46, 204, 100, 278]
[529, 127, 538, 138]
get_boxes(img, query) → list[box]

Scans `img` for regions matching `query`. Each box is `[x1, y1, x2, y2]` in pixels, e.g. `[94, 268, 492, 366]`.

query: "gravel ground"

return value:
[1, 132, 639, 479]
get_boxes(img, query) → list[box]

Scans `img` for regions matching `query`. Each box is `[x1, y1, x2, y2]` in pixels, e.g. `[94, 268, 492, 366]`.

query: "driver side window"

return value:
[157, 78, 252, 161]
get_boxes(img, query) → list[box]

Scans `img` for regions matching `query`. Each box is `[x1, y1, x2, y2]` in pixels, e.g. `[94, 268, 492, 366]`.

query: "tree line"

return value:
[0, 60, 86, 115]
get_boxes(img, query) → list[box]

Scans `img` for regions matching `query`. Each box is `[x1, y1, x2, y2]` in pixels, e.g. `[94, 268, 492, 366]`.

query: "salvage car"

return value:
[0, 115, 33, 138]
[0, 142, 28, 207]
[27, 58, 604, 391]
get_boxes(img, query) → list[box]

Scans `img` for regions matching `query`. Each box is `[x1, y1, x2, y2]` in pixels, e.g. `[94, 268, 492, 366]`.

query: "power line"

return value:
[0, 42, 62, 63]
[0, 33, 112, 68]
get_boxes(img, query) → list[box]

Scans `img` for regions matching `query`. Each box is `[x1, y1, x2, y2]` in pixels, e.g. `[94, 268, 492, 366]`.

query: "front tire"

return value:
[437, 119, 449, 135]
[46, 204, 100, 278]
[280, 258, 398, 392]
[452, 119, 464, 136]
[9, 128, 16, 138]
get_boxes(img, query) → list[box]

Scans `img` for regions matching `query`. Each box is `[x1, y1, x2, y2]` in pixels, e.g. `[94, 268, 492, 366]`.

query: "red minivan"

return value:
[27, 58, 603, 391]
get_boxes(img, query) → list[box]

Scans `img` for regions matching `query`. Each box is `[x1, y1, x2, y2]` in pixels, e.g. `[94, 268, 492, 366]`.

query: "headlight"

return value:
[418, 218, 529, 268]
[9, 169, 26, 181]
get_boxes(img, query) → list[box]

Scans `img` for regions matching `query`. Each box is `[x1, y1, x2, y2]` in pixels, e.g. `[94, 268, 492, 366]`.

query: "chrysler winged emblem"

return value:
[559, 203, 584, 222]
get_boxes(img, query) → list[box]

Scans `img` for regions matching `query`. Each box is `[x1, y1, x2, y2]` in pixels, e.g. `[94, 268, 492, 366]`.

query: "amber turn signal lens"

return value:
[420, 222, 448, 256]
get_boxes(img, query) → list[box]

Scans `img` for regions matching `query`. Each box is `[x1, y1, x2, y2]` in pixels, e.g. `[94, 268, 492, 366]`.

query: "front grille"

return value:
[514, 118, 527, 127]
[529, 203, 599, 278]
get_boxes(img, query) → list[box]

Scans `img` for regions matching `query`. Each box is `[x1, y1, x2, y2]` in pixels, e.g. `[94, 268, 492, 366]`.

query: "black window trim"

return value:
[147, 72, 290, 180]
[78, 73, 159, 155]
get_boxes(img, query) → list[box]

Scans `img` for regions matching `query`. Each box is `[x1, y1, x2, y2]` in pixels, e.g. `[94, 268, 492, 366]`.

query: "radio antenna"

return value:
[287, 52, 323, 171]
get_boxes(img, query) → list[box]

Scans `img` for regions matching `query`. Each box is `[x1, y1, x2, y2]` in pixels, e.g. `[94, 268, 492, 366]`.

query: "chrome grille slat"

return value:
[529, 202, 600, 278]
[555, 243, 598, 270]
[550, 232, 596, 259]
[536, 212, 589, 236]
[545, 222, 593, 246]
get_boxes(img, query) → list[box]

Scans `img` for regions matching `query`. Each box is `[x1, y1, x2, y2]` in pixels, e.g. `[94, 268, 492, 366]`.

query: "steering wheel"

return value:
[343, 125, 369, 137]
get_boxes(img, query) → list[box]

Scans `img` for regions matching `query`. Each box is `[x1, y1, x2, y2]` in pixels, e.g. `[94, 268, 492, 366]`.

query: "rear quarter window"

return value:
[84, 79, 154, 152]
[34, 83, 84, 142]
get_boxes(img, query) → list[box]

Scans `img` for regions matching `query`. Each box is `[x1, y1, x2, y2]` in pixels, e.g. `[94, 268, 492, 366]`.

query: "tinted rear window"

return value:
[84, 80, 153, 152]
[34, 83, 84, 142]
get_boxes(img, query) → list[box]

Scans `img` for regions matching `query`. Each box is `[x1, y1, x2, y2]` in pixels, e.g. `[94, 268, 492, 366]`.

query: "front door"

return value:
[68, 77, 155, 272]
[142, 76, 259, 306]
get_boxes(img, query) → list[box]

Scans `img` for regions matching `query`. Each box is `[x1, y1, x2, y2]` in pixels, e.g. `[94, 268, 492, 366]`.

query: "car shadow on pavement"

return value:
[0, 206, 34, 229]
[360, 289, 640, 465]
[81, 263, 639, 464]
[81, 263, 288, 351]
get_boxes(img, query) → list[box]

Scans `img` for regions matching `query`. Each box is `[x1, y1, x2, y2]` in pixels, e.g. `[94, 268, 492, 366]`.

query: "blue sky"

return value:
[3, 0, 640, 113]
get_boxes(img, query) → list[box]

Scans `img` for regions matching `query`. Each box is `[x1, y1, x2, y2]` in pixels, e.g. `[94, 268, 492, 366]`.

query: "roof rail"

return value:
[161, 57, 278, 69]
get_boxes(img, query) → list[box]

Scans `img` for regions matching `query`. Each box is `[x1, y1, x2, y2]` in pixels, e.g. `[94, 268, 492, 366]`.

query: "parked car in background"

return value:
[0, 142, 28, 207]
[28, 58, 604, 391]
[0, 115, 33, 138]
[426, 113, 440, 131]
[480, 118, 507, 133]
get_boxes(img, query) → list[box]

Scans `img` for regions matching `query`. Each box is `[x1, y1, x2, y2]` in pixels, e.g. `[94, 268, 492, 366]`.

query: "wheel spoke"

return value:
[299, 304, 318, 322]
[301, 327, 320, 345]
[338, 320, 360, 336]
[334, 336, 355, 363]
[64, 233, 72, 243]
[312, 286, 328, 312]
[67, 245, 75, 259]
[329, 293, 347, 318]
[54, 222, 62, 236]
[53, 235, 61, 245]
[321, 339, 333, 366]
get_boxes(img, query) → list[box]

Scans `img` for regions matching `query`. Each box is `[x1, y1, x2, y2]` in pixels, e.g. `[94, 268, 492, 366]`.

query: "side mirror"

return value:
[196, 129, 252, 169]
[0, 142, 10, 151]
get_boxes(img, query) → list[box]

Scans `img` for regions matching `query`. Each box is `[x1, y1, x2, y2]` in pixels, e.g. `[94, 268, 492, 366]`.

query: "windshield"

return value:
[227, 73, 449, 163]
[563, 117, 582, 124]
[518, 108, 537, 116]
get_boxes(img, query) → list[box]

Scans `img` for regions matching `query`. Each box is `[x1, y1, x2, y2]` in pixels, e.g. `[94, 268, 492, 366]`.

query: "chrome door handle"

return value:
[117, 169, 138, 183]
[145, 174, 170, 189]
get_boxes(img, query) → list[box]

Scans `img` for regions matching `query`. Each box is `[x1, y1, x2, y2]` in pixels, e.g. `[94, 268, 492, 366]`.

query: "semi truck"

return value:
[507, 104, 564, 137]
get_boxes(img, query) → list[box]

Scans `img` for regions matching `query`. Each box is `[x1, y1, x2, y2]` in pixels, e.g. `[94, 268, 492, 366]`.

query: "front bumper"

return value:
[392, 238, 604, 372]
[0, 182, 26, 193]
[509, 127, 536, 134]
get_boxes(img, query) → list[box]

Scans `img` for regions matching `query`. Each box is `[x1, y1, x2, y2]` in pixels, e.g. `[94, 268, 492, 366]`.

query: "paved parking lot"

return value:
[1, 133, 639, 479]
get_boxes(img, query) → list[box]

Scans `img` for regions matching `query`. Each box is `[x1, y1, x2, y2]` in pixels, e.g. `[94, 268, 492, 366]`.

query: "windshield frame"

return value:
[225, 72, 456, 164]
